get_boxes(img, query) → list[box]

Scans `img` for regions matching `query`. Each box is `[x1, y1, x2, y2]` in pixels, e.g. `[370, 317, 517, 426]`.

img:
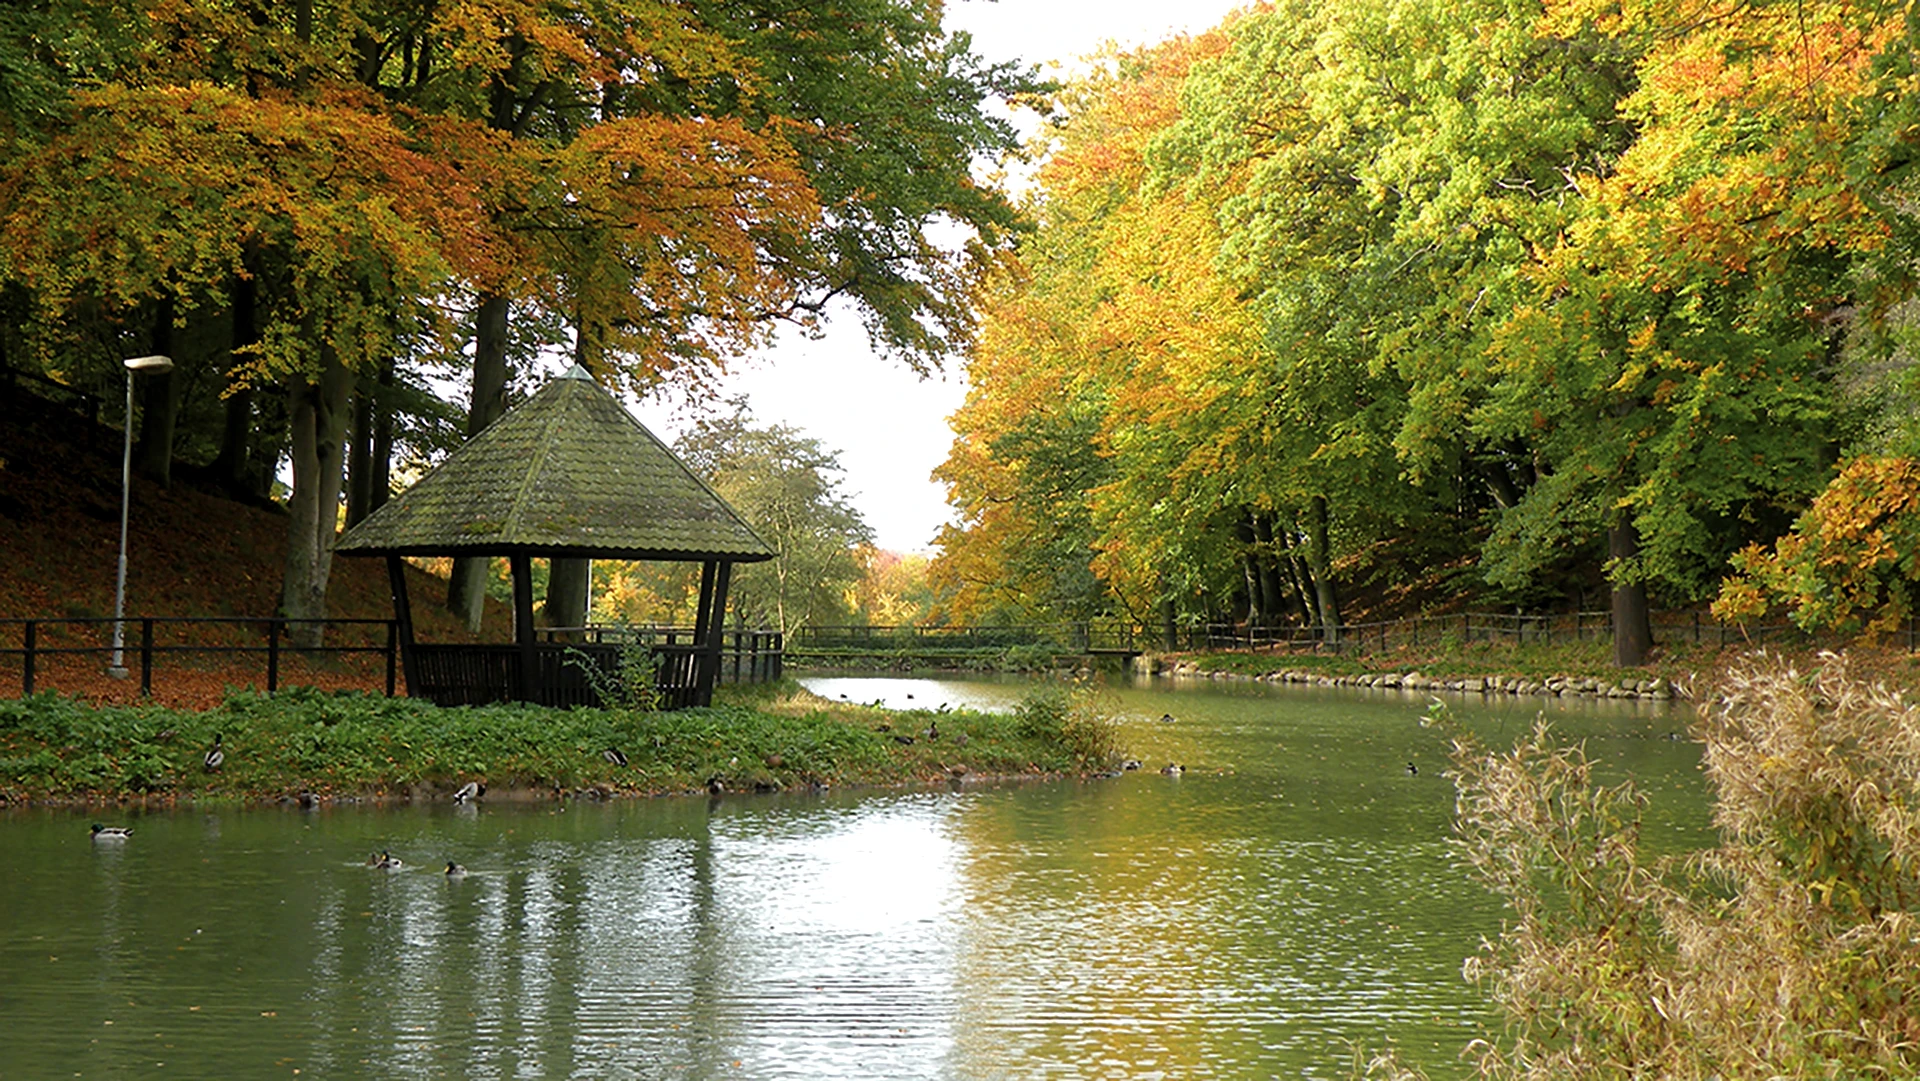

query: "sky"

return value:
[632, 0, 1250, 553]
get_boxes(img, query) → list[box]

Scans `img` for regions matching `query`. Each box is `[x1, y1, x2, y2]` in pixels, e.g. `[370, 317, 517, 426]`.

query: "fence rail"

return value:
[0, 616, 399, 698]
[1, 618, 784, 703]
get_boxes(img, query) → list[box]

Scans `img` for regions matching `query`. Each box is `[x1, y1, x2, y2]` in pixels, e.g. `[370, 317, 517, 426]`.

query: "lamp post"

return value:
[108, 354, 174, 679]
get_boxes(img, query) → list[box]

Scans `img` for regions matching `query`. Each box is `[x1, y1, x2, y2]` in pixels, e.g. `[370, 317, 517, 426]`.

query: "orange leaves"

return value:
[2, 81, 496, 373]
[1715, 456, 1920, 635]
[547, 112, 821, 383]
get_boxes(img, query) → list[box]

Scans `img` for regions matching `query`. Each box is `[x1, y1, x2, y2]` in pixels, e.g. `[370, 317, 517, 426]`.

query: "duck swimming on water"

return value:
[90, 823, 133, 841]
[445, 861, 467, 877]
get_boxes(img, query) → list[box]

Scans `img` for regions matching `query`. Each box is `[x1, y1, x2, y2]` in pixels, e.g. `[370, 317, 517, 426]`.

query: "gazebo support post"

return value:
[384, 555, 420, 696]
[692, 561, 717, 707]
[698, 561, 733, 707]
[510, 552, 537, 702]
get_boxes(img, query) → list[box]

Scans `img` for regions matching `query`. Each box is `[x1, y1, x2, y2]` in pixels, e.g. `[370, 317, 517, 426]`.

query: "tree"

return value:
[675, 405, 874, 635]
[1714, 455, 1920, 637]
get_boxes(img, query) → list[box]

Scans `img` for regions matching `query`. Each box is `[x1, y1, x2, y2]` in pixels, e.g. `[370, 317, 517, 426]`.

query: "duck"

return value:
[602, 747, 629, 768]
[373, 850, 403, 869]
[444, 861, 468, 878]
[892, 734, 916, 746]
[90, 823, 133, 841]
[203, 733, 224, 773]
[1405, 762, 1418, 776]
[1161, 763, 1184, 777]
[1122, 759, 1143, 771]
[1159, 713, 1176, 724]
[452, 781, 483, 803]
[924, 720, 940, 741]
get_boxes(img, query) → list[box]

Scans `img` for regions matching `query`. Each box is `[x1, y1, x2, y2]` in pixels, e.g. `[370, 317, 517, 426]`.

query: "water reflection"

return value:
[0, 677, 1700, 1079]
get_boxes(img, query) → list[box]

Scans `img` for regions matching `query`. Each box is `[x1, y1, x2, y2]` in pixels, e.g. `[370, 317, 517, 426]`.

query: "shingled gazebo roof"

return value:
[336, 365, 772, 563]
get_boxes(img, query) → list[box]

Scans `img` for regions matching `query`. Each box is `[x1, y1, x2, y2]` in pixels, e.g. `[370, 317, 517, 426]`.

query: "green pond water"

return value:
[0, 675, 1706, 1079]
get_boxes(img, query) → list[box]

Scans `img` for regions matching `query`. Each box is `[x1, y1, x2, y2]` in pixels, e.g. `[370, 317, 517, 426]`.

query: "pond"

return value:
[0, 674, 1705, 1079]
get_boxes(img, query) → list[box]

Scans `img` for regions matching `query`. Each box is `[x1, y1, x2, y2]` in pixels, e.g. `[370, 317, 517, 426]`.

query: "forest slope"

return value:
[0, 387, 491, 705]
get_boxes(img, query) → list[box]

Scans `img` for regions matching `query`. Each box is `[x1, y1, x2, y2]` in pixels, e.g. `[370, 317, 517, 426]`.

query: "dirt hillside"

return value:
[0, 385, 494, 706]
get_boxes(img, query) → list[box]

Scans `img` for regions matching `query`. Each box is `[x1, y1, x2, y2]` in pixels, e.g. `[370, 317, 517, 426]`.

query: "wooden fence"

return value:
[0, 617, 782, 704]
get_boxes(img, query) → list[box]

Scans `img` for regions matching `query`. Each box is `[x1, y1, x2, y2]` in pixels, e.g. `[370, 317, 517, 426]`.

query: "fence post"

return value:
[22, 620, 34, 696]
[139, 618, 154, 697]
[267, 619, 280, 693]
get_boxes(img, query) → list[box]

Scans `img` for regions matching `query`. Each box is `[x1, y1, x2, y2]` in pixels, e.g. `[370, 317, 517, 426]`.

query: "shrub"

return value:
[1014, 684, 1121, 768]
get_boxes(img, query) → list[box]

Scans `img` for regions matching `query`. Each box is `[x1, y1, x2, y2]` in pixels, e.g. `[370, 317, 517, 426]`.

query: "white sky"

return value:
[631, 1, 1249, 553]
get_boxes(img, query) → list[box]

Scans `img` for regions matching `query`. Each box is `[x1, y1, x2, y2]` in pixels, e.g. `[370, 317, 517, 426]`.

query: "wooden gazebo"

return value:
[335, 364, 773, 709]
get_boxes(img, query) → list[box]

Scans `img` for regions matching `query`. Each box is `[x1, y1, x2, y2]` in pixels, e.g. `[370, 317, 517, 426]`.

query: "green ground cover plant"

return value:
[0, 682, 1110, 804]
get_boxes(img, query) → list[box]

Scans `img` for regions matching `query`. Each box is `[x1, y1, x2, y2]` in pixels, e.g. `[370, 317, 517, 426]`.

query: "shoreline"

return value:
[1139, 657, 1689, 703]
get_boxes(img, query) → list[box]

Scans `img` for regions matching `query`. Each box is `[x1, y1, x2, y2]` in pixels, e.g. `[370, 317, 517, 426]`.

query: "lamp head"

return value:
[123, 354, 173, 374]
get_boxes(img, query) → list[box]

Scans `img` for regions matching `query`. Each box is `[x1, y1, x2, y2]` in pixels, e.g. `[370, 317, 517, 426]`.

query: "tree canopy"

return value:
[931, 0, 1917, 661]
[0, 0, 1033, 639]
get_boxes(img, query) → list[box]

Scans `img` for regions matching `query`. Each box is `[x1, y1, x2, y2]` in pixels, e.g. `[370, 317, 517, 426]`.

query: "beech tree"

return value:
[1, 0, 1034, 646]
[937, 0, 1903, 664]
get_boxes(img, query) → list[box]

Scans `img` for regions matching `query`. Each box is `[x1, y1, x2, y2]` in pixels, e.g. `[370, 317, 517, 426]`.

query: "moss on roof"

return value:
[336, 367, 772, 562]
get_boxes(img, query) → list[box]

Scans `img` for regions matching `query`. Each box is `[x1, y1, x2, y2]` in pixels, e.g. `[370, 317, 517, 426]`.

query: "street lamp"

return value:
[108, 354, 174, 679]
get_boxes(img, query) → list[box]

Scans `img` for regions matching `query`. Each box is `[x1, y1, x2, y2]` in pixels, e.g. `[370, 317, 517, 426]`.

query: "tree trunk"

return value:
[447, 293, 512, 630]
[368, 359, 395, 515]
[1609, 514, 1654, 667]
[544, 557, 591, 639]
[280, 353, 354, 650]
[212, 274, 256, 496]
[1161, 596, 1178, 653]
[345, 375, 374, 526]
[1253, 513, 1289, 624]
[1307, 495, 1342, 644]
[1279, 523, 1319, 629]
[133, 298, 177, 485]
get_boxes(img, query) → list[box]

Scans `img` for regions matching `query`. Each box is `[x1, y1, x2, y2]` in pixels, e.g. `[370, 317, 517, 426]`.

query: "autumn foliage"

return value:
[934, 0, 1920, 646]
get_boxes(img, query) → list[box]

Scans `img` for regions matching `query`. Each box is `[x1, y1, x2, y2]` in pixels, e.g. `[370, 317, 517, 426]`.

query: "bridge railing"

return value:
[789, 623, 1142, 654]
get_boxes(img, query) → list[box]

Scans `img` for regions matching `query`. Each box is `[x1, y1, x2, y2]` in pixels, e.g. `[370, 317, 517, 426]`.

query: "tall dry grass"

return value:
[1436, 651, 1920, 1078]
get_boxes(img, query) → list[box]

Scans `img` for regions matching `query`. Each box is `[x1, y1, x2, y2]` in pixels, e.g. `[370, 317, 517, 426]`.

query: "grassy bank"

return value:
[0, 681, 1119, 806]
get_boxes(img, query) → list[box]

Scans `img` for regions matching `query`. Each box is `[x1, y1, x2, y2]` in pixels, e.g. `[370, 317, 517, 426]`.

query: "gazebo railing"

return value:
[409, 625, 781, 710]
